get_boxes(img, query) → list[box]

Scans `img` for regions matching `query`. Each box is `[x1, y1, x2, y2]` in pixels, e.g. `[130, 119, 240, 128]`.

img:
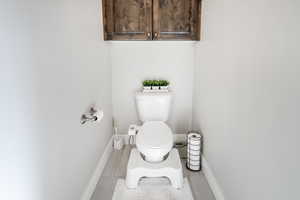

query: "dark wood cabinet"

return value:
[102, 0, 152, 40]
[102, 0, 201, 41]
[153, 0, 201, 40]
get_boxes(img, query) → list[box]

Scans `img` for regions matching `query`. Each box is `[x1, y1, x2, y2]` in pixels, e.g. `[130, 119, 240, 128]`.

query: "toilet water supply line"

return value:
[128, 125, 139, 145]
[129, 135, 135, 145]
[113, 119, 136, 146]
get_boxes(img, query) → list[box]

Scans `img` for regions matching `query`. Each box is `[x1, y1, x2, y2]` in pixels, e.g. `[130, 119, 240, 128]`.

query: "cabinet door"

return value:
[103, 0, 152, 40]
[153, 0, 201, 40]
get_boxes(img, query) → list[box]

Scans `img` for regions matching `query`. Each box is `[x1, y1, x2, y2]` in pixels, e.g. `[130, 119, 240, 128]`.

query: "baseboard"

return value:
[80, 136, 113, 200]
[202, 156, 225, 200]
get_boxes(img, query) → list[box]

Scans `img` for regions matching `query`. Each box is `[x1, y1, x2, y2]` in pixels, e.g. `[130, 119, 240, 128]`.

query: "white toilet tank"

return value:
[136, 92, 172, 122]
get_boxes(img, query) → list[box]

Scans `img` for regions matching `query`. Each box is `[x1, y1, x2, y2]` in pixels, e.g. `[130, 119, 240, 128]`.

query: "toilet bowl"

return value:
[136, 121, 173, 162]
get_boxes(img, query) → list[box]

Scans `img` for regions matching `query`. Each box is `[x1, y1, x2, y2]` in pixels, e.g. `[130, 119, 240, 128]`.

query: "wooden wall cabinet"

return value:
[102, 0, 201, 41]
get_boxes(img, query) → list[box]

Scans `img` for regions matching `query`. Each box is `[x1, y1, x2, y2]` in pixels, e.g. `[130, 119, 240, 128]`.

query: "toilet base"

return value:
[126, 148, 183, 189]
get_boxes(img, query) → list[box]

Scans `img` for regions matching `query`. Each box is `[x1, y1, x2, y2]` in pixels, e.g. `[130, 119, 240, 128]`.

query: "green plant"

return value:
[152, 80, 160, 86]
[158, 80, 169, 87]
[143, 80, 152, 87]
[143, 79, 170, 87]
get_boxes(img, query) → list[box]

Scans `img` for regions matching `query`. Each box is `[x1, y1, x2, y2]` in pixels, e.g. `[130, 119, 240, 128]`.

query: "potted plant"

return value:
[143, 80, 152, 91]
[152, 80, 160, 90]
[159, 80, 169, 90]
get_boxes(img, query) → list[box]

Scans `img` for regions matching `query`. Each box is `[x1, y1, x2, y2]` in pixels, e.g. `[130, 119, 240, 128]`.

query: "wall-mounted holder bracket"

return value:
[81, 106, 104, 125]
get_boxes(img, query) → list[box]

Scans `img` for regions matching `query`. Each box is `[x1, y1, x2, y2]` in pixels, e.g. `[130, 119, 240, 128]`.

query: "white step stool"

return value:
[126, 148, 183, 189]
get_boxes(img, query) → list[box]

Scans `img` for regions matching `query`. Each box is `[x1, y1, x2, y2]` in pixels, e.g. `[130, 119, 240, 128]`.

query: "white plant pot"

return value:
[143, 86, 151, 90]
[143, 86, 152, 93]
[152, 86, 159, 90]
[160, 86, 169, 90]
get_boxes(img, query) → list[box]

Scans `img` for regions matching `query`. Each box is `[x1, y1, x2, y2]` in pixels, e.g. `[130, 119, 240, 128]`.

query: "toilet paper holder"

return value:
[81, 106, 102, 124]
[186, 131, 202, 171]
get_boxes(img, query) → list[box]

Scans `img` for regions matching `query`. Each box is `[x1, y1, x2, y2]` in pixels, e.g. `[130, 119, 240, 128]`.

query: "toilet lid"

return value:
[136, 121, 173, 150]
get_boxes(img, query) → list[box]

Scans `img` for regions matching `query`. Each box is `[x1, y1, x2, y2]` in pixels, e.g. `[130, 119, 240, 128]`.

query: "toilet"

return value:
[125, 92, 183, 189]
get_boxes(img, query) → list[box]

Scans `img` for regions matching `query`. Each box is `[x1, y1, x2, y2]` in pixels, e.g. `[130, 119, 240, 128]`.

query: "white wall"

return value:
[111, 42, 195, 134]
[193, 0, 300, 199]
[0, 1, 112, 200]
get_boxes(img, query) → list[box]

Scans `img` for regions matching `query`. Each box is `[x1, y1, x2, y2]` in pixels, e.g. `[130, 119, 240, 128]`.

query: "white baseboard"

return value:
[202, 156, 225, 200]
[80, 136, 113, 200]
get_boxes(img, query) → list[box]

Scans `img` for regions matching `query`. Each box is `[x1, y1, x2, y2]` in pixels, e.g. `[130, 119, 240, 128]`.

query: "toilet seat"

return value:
[136, 121, 173, 162]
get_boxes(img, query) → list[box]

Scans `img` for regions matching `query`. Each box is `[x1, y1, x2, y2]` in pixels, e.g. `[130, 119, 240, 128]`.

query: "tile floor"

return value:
[91, 145, 215, 200]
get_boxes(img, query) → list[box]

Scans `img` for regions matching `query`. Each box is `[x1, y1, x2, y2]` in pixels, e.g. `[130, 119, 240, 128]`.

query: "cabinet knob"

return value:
[147, 32, 151, 38]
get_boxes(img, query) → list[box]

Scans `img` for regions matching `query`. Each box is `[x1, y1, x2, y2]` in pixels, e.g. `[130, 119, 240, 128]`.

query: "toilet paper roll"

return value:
[188, 164, 201, 171]
[188, 160, 201, 166]
[188, 137, 201, 143]
[188, 141, 201, 146]
[187, 133, 201, 142]
[187, 154, 201, 161]
[188, 145, 201, 151]
[95, 109, 104, 123]
[188, 150, 200, 155]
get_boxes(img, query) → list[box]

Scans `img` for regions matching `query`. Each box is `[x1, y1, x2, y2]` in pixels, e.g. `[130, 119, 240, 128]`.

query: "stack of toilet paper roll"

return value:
[186, 132, 202, 171]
